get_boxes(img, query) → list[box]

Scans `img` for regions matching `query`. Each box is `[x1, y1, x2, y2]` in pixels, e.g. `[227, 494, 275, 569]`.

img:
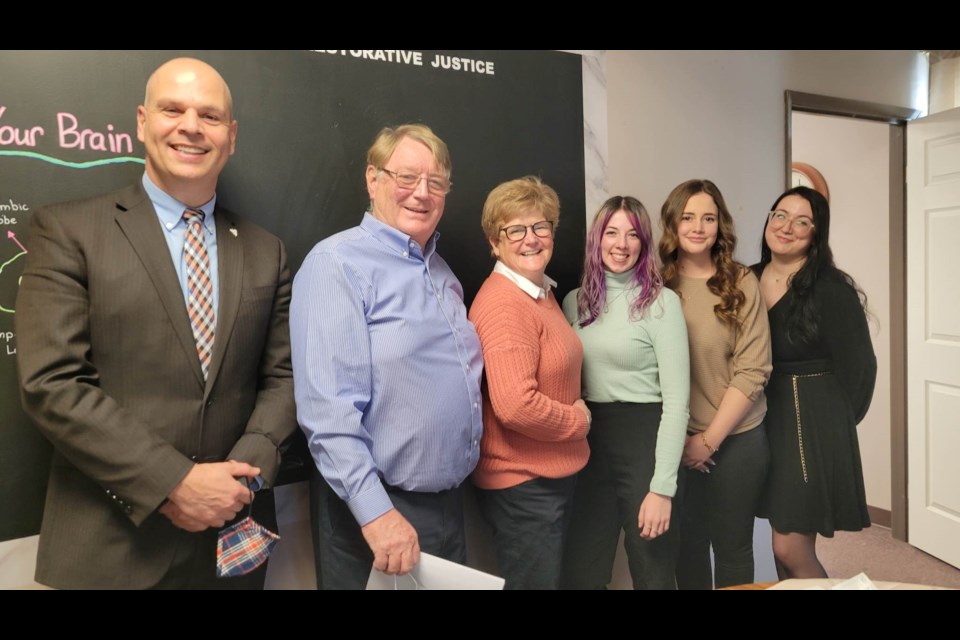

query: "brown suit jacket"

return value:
[16, 182, 297, 589]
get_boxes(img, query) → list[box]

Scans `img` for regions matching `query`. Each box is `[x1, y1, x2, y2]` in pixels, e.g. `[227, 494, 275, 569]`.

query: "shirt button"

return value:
[474, 402, 478, 409]
[402, 251, 408, 257]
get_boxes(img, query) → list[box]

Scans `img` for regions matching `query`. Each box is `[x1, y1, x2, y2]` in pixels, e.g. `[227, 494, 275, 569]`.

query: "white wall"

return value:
[0, 536, 45, 589]
[605, 50, 927, 264]
[792, 112, 892, 512]
[930, 57, 960, 114]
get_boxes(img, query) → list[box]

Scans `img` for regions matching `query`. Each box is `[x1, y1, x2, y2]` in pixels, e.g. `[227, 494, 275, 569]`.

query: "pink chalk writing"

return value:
[0, 106, 134, 154]
[0, 106, 45, 147]
[58, 113, 133, 153]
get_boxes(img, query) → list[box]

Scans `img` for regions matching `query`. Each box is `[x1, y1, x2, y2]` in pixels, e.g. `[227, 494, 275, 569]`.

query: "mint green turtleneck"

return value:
[562, 270, 690, 496]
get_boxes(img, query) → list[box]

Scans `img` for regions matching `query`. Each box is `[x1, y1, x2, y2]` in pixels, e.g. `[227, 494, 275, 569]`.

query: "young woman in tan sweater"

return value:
[658, 179, 772, 589]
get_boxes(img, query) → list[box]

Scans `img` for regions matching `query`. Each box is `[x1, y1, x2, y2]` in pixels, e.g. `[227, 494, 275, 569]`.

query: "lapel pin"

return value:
[230, 227, 238, 237]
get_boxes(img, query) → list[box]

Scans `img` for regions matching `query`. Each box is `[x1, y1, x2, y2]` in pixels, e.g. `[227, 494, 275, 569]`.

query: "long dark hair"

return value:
[754, 186, 867, 343]
[659, 179, 746, 327]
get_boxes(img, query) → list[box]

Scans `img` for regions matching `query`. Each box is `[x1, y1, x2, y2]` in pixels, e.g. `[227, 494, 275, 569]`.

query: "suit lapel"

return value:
[113, 183, 205, 388]
[206, 206, 242, 394]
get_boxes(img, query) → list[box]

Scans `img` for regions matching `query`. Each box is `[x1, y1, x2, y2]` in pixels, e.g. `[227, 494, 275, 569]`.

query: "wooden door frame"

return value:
[784, 91, 922, 541]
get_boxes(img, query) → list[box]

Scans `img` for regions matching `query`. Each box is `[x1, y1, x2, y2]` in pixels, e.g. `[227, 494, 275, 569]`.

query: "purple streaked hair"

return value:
[576, 195, 663, 327]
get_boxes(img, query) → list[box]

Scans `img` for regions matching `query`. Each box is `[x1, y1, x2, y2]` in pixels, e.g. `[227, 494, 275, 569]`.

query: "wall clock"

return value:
[791, 162, 830, 201]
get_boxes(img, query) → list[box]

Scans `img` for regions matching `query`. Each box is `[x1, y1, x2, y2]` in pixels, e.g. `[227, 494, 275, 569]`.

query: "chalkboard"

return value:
[0, 50, 586, 541]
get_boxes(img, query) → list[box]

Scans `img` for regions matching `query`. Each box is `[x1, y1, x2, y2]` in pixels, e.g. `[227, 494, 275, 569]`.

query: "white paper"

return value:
[830, 572, 878, 590]
[366, 553, 505, 590]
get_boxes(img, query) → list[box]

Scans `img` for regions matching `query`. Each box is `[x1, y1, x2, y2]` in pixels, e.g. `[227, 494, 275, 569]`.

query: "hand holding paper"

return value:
[361, 508, 421, 575]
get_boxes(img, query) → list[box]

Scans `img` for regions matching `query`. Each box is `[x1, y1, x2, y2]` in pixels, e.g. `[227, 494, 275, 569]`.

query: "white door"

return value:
[907, 106, 960, 569]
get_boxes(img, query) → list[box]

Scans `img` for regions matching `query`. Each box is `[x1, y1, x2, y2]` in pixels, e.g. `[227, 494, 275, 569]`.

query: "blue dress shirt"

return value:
[291, 213, 484, 527]
[142, 173, 219, 316]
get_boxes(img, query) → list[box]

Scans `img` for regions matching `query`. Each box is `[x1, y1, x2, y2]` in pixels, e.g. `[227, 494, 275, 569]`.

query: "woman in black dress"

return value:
[752, 186, 876, 579]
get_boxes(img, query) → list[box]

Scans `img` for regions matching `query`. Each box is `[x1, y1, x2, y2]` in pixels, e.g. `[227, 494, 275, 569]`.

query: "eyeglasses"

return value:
[499, 220, 555, 242]
[768, 210, 815, 237]
[379, 168, 451, 196]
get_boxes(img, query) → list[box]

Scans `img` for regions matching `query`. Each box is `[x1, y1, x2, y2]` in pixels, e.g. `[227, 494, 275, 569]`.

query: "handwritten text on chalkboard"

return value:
[0, 106, 133, 153]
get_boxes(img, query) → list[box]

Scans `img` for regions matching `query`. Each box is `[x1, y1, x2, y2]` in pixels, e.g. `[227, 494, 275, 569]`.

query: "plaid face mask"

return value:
[216, 514, 281, 578]
[215, 478, 280, 579]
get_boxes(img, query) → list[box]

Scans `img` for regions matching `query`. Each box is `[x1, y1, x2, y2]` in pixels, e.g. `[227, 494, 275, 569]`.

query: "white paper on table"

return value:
[765, 574, 949, 590]
[830, 572, 878, 590]
[366, 552, 505, 590]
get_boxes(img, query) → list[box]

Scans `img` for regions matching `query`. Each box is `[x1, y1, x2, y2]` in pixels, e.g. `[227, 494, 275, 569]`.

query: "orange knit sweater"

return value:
[468, 273, 590, 490]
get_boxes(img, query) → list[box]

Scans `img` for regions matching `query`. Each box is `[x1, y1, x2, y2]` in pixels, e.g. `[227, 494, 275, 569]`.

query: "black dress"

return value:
[755, 268, 877, 536]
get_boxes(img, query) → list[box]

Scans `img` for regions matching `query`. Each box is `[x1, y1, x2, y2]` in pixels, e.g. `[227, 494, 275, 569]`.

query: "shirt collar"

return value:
[494, 260, 556, 300]
[142, 173, 216, 232]
[360, 211, 438, 260]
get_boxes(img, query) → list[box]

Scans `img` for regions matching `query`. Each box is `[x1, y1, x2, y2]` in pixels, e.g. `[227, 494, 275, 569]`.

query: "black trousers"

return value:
[675, 424, 769, 589]
[475, 475, 577, 590]
[310, 467, 466, 590]
[562, 402, 683, 590]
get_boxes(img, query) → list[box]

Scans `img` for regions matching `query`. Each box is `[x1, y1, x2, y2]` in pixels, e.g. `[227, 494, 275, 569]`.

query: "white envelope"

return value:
[366, 553, 505, 590]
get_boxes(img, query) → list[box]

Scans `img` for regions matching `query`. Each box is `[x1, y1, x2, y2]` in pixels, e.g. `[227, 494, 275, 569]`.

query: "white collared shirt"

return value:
[493, 260, 557, 300]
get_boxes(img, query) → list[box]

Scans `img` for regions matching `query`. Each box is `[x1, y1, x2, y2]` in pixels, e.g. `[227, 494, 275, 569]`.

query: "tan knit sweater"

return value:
[468, 273, 590, 490]
[674, 270, 771, 435]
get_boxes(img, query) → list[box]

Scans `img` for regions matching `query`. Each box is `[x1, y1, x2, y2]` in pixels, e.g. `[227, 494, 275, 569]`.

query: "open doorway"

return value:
[791, 112, 894, 526]
[785, 91, 920, 541]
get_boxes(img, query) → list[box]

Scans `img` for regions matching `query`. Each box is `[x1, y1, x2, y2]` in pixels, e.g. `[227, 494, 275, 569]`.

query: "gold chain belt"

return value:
[790, 371, 832, 484]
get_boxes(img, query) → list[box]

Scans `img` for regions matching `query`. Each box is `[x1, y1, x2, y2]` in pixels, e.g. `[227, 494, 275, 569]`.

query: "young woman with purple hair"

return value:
[561, 196, 690, 589]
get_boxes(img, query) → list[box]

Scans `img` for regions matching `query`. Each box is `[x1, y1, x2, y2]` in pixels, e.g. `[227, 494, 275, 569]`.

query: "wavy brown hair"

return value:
[658, 179, 746, 327]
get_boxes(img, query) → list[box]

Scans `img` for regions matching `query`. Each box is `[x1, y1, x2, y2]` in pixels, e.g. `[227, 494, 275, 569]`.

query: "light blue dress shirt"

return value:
[142, 173, 219, 316]
[291, 213, 484, 527]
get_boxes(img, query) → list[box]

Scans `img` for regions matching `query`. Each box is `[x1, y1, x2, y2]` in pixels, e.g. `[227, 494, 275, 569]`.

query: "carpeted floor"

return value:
[818, 525, 960, 588]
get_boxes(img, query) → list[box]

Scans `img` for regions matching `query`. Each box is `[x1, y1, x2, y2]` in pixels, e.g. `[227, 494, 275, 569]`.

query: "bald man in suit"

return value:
[16, 57, 296, 589]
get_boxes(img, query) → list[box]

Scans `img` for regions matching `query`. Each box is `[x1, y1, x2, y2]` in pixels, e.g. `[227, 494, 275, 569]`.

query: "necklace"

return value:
[767, 266, 797, 284]
[768, 257, 805, 284]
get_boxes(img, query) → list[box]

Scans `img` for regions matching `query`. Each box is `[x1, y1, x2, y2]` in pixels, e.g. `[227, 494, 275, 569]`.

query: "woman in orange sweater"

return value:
[469, 176, 591, 590]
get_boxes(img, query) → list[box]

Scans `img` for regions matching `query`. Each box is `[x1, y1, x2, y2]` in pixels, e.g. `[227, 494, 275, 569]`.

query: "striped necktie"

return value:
[182, 208, 215, 379]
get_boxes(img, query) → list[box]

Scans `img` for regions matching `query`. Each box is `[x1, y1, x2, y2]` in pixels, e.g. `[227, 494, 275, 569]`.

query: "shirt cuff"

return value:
[346, 482, 395, 527]
[649, 475, 678, 498]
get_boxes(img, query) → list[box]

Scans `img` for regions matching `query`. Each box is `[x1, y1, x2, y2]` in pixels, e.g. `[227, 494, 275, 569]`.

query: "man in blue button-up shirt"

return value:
[291, 124, 483, 589]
